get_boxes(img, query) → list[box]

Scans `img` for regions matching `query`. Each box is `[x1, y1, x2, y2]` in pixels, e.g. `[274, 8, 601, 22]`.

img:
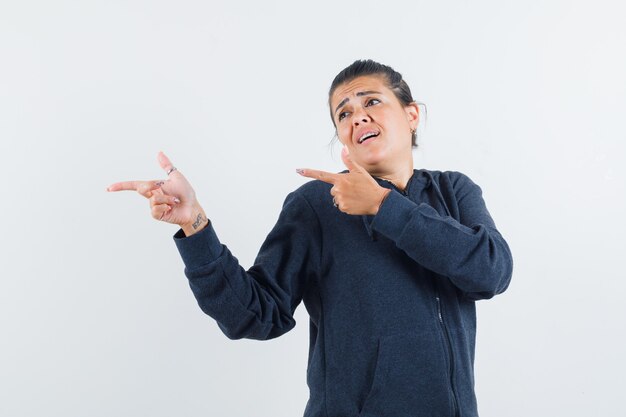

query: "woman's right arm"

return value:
[107, 152, 322, 340]
[174, 191, 321, 340]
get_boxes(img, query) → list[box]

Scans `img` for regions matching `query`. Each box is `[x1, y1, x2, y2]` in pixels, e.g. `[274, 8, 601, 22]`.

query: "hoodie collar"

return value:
[372, 169, 431, 195]
[358, 169, 431, 241]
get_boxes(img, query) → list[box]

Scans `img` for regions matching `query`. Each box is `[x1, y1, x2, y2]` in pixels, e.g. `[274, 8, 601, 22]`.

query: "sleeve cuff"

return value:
[173, 222, 224, 269]
[370, 190, 419, 240]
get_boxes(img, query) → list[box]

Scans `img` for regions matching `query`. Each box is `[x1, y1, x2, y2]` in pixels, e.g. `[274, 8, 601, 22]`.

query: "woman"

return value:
[107, 59, 513, 417]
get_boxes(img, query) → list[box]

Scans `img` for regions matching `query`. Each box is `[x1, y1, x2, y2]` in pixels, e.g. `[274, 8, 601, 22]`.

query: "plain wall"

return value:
[1, 0, 624, 415]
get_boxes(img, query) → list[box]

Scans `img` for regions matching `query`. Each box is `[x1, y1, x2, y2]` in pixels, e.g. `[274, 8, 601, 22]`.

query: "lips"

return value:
[356, 130, 380, 144]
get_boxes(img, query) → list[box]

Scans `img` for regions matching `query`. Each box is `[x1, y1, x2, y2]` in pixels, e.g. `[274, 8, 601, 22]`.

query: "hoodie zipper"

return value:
[383, 172, 458, 414]
[435, 286, 460, 417]
[424, 171, 458, 415]
[381, 170, 460, 417]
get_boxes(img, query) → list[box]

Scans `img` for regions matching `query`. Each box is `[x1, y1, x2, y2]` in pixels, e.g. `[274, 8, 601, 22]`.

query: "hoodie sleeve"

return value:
[173, 191, 321, 340]
[370, 172, 513, 300]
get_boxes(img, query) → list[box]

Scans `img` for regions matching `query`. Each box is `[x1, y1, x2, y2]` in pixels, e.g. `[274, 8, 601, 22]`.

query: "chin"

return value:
[358, 148, 389, 167]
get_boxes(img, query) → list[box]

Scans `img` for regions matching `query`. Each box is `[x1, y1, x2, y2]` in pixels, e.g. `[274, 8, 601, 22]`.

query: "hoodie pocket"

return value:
[357, 331, 453, 417]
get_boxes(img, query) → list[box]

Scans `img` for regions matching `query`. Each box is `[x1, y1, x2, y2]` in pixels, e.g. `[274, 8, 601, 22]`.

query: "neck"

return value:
[369, 160, 414, 191]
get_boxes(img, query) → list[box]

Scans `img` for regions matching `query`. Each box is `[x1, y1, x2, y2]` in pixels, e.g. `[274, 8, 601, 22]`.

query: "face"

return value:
[330, 75, 419, 174]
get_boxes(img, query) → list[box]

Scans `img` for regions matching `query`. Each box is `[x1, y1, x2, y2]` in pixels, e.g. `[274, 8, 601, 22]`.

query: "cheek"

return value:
[337, 125, 352, 144]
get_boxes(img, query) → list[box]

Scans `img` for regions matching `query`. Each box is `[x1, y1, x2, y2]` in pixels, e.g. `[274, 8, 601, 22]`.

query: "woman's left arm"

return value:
[370, 172, 513, 301]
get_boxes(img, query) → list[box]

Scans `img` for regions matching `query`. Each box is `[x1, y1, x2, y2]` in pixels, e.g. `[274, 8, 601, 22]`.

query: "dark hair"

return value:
[329, 59, 424, 148]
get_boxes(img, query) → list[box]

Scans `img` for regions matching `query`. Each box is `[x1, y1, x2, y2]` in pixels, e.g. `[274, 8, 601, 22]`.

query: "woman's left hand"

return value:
[298, 147, 391, 215]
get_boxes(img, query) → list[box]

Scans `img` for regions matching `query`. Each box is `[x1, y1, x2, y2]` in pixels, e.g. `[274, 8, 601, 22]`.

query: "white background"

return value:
[1, 0, 625, 416]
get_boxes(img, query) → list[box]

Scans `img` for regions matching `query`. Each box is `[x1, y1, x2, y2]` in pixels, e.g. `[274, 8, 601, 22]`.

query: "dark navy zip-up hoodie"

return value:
[173, 169, 514, 417]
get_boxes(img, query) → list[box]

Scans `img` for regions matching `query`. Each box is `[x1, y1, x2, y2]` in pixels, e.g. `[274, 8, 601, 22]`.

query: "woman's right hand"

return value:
[107, 151, 208, 235]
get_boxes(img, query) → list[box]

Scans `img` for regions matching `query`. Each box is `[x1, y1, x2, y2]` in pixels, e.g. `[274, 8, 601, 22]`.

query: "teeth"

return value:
[358, 132, 378, 143]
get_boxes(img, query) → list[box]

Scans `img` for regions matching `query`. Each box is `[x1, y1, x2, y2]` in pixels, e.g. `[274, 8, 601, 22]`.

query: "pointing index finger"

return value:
[106, 180, 163, 195]
[107, 181, 143, 192]
[297, 168, 339, 185]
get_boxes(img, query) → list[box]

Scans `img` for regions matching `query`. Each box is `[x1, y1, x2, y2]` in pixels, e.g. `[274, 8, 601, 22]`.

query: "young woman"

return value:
[108, 59, 513, 417]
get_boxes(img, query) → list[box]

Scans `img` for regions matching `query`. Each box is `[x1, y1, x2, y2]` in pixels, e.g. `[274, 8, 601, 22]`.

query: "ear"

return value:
[404, 102, 420, 132]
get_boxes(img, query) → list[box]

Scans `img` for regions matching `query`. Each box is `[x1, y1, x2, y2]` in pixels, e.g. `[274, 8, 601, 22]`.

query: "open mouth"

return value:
[357, 131, 379, 144]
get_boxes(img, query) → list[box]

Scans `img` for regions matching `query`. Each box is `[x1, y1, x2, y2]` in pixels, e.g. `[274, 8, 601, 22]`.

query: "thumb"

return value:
[158, 151, 177, 175]
[341, 146, 363, 172]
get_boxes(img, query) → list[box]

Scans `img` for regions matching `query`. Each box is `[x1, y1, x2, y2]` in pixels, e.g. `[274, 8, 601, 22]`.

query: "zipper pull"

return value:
[435, 296, 443, 322]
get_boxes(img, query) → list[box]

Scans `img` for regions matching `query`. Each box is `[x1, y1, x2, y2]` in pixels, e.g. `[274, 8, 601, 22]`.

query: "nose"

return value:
[351, 106, 371, 126]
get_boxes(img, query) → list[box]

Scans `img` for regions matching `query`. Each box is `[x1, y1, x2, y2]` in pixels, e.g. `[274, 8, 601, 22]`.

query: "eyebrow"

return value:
[334, 90, 382, 115]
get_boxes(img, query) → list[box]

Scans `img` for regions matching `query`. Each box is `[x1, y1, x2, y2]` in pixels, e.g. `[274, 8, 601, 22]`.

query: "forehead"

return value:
[330, 75, 390, 108]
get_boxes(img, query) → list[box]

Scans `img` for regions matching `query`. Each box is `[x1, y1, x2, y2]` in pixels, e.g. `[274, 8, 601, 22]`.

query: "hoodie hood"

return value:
[360, 169, 437, 241]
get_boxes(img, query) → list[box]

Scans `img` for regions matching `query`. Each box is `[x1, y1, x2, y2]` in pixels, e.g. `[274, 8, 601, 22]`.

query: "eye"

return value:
[366, 98, 381, 106]
[338, 111, 349, 121]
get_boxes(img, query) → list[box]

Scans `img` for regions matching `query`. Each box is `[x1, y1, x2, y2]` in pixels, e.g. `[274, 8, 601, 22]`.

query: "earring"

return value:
[410, 128, 416, 135]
